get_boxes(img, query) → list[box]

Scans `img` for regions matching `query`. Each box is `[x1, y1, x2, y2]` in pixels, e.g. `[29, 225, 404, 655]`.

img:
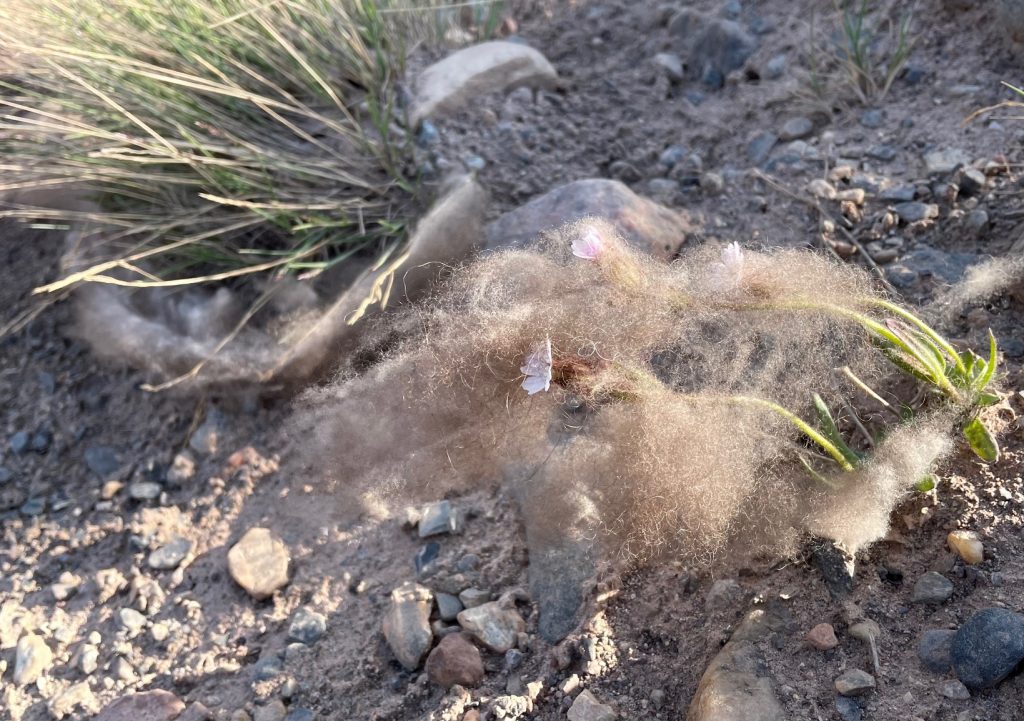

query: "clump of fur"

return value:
[297, 222, 962, 564]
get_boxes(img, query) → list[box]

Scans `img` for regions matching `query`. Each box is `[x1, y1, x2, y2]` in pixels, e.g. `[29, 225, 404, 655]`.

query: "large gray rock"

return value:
[382, 582, 434, 670]
[485, 179, 699, 261]
[952, 607, 1024, 689]
[686, 639, 784, 721]
[410, 41, 558, 125]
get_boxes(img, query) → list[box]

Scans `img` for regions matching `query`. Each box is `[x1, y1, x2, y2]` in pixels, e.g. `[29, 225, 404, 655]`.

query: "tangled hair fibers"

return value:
[297, 221, 956, 565]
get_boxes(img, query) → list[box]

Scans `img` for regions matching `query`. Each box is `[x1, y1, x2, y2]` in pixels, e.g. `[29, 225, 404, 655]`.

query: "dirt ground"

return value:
[3, 1, 1024, 720]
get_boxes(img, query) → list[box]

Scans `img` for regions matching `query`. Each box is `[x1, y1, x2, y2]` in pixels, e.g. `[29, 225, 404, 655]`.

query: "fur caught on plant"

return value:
[298, 221, 995, 564]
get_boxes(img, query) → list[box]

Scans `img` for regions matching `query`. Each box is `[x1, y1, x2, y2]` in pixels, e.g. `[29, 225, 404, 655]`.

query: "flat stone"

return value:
[94, 690, 185, 721]
[918, 629, 956, 673]
[939, 679, 971, 700]
[952, 607, 1024, 689]
[14, 633, 52, 685]
[227, 528, 291, 600]
[382, 582, 434, 670]
[435, 592, 463, 622]
[253, 700, 287, 721]
[924, 148, 970, 175]
[685, 640, 784, 721]
[418, 500, 459, 537]
[425, 633, 485, 688]
[411, 41, 558, 125]
[880, 185, 916, 202]
[129, 481, 162, 501]
[288, 607, 327, 645]
[457, 601, 525, 653]
[484, 178, 700, 261]
[148, 536, 192, 570]
[894, 202, 939, 223]
[567, 689, 616, 721]
[947, 530, 984, 565]
[834, 669, 875, 696]
[85, 446, 122, 479]
[780, 117, 813, 141]
[911, 572, 954, 604]
[747, 132, 778, 166]
[806, 623, 839, 650]
[458, 587, 490, 609]
[526, 535, 595, 643]
[886, 247, 978, 289]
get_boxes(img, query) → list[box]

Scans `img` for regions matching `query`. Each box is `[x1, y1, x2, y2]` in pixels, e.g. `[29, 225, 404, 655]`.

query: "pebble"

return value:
[924, 148, 970, 175]
[382, 582, 434, 670]
[806, 623, 839, 650]
[425, 633, 485, 688]
[964, 209, 989, 236]
[911, 572, 954, 604]
[951, 607, 1024, 689]
[653, 53, 684, 82]
[30, 429, 51, 453]
[490, 695, 531, 720]
[93, 691, 185, 721]
[253, 656, 284, 681]
[457, 601, 525, 653]
[837, 188, 866, 204]
[747, 132, 778, 166]
[254, 700, 287, 721]
[166, 453, 195, 484]
[567, 689, 616, 721]
[505, 648, 524, 671]
[85, 446, 122, 478]
[647, 178, 678, 196]
[9, 430, 30, 455]
[288, 607, 327, 645]
[807, 178, 837, 200]
[780, 117, 813, 141]
[947, 530, 984, 565]
[880, 185, 916, 202]
[704, 578, 744, 612]
[119, 607, 147, 635]
[835, 696, 863, 721]
[958, 167, 987, 196]
[459, 587, 491, 609]
[284, 710, 314, 721]
[867, 145, 897, 161]
[14, 633, 53, 685]
[188, 413, 222, 456]
[860, 109, 884, 128]
[764, 54, 787, 79]
[415, 541, 440, 575]
[834, 669, 875, 696]
[416, 120, 440, 147]
[436, 593, 464, 622]
[700, 171, 725, 194]
[659, 145, 687, 168]
[939, 680, 971, 700]
[227, 527, 291, 600]
[129, 481, 162, 501]
[49, 681, 99, 719]
[20, 497, 45, 516]
[894, 202, 939, 223]
[80, 644, 100, 674]
[148, 536, 193, 570]
[456, 553, 479, 572]
[418, 500, 459, 537]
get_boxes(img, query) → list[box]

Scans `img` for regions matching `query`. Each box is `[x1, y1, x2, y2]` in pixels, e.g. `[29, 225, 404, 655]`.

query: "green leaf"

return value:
[812, 394, 863, 467]
[976, 330, 997, 392]
[963, 417, 999, 463]
[976, 392, 1000, 407]
[915, 474, 936, 493]
[798, 454, 840, 488]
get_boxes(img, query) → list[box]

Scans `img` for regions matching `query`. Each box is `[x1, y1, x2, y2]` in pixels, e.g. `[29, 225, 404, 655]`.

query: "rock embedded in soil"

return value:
[746, 131, 778, 166]
[951, 607, 1024, 689]
[49, 681, 100, 719]
[148, 536, 192, 570]
[811, 539, 855, 598]
[119, 607, 147, 635]
[85, 445, 122, 479]
[939, 679, 971, 700]
[410, 41, 558, 125]
[457, 601, 526, 653]
[893, 202, 939, 224]
[253, 700, 287, 721]
[14, 632, 52, 685]
[288, 607, 327, 645]
[436, 592, 463, 622]
[779, 117, 813, 141]
[685, 639, 784, 721]
[567, 689, 616, 721]
[918, 629, 956, 673]
[94, 690, 185, 721]
[924, 148, 970, 175]
[806, 623, 839, 650]
[484, 178, 699, 261]
[834, 669, 875, 696]
[425, 633, 485, 688]
[947, 530, 984, 565]
[382, 582, 434, 671]
[835, 696, 863, 721]
[459, 587, 490, 609]
[705, 579, 743, 613]
[165, 453, 195, 484]
[667, 9, 757, 86]
[418, 500, 459, 537]
[227, 527, 291, 600]
[911, 572, 954, 604]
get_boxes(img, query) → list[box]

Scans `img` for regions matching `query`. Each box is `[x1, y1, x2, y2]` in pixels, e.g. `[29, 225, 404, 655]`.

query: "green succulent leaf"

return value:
[812, 394, 863, 467]
[963, 417, 999, 463]
[976, 330, 997, 392]
[976, 392, 1000, 407]
[915, 474, 936, 493]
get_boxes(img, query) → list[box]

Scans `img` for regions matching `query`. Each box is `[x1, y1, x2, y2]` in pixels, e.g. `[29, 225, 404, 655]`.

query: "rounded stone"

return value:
[228, 528, 291, 600]
[911, 572, 953, 604]
[951, 607, 1024, 689]
[917, 629, 956, 673]
[806, 623, 839, 650]
[834, 669, 875, 696]
[425, 633, 485, 688]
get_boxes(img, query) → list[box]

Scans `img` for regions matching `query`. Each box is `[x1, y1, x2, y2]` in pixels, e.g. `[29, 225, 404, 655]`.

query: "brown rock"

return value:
[686, 640, 784, 721]
[806, 623, 839, 650]
[227, 528, 290, 600]
[425, 634, 485, 688]
[382, 582, 434, 670]
[485, 179, 700, 261]
[94, 690, 186, 721]
[567, 689, 616, 721]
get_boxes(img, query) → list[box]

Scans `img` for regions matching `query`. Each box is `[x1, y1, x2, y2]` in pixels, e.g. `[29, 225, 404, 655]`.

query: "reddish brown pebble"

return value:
[806, 623, 839, 650]
[425, 634, 485, 688]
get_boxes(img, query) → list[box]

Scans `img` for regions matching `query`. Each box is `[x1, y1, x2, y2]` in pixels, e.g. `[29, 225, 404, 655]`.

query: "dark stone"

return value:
[952, 608, 1024, 689]
[30, 429, 51, 454]
[867, 145, 898, 161]
[284, 710, 314, 721]
[253, 656, 284, 681]
[416, 120, 440, 147]
[9, 431, 29, 455]
[959, 168, 987, 196]
[747, 132, 778, 166]
[0, 467, 11, 484]
[894, 202, 939, 223]
[902, 66, 926, 85]
[84, 446, 122, 479]
[918, 629, 956, 673]
[19, 498, 45, 516]
[886, 247, 978, 289]
[668, 9, 758, 85]
[880, 185, 917, 202]
[835, 696, 863, 721]
[860, 109, 884, 128]
[811, 538, 855, 598]
[659, 145, 688, 168]
[288, 607, 327, 645]
[528, 536, 595, 643]
[911, 572, 954, 604]
[415, 542, 441, 576]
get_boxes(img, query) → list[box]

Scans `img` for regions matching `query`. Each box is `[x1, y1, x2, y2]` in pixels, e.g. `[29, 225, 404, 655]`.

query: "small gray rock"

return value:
[148, 536, 192, 570]
[653, 52, 684, 82]
[435, 593, 463, 622]
[867, 145, 897, 162]
[860, 109, 884, 128]
[659, 145, 687, 168]
[459, 587, 490, 608]
[254, 700, 287, 721]
[457, 601, 525, 653]
[834, 669, 875, 696]
[382, 583, 434, 670]
[964, 209, 989, 235]
[911, 572, 954, 604]
[924, 148, 970, 175]
[894, 202, 939, 224]
[567, 689, 616, 721]
[779, 117, 813, 141]
[418, 500, 459, 537]
[880, 185, 916, 202]
[129, 482, 162, 501]
[253, 656, 284, 681]
[9, 431, 30, 455]
[85, 446, 122, 478]
[959, 167, 987, 196]
[648, 178, 679, 196]
[764, 54, 787, 79]
[835, 696, 863, 721]
[747, 132, 778, 166]
[918, 629, 956, 673]
[284, 710, 314, 721]
[939, 679, 971, 699]
[289, 607, 327, 645]
[951, 607, 1024, 689]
